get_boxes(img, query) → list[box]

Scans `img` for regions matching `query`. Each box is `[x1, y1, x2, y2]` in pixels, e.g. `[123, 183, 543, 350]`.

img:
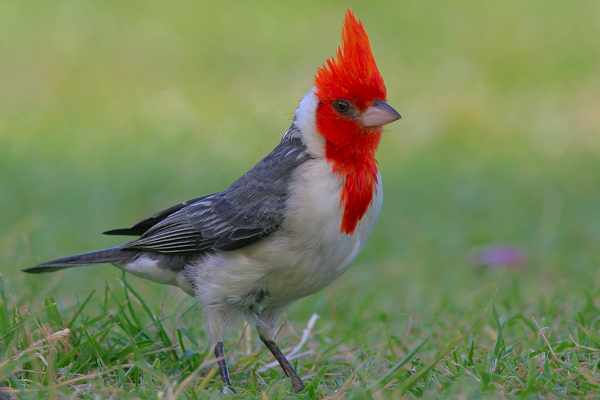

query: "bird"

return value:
[23, 9, 401, 394]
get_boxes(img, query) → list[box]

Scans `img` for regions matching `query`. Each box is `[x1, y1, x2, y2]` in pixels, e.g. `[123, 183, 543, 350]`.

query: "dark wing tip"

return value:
[103, 196, 207, 237]
[103, 227, 139, 236]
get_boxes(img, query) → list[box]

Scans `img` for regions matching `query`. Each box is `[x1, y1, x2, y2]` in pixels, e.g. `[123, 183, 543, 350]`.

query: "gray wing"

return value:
[119, 130, 310, 254]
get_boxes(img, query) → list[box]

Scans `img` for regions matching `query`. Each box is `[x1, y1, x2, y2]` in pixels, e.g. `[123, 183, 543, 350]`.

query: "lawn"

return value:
[2, 0, 600, 398]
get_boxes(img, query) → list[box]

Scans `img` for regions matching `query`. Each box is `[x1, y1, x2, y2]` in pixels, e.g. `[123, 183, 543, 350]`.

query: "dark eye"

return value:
[333, 99, 352, 115]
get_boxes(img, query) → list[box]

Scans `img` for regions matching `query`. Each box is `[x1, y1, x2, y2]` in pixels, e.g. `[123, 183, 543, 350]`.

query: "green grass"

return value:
[2, 0, 600, 398]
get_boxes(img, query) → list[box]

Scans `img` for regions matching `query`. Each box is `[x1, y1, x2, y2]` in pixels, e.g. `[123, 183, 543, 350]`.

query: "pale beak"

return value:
[360, 99, 401, 127]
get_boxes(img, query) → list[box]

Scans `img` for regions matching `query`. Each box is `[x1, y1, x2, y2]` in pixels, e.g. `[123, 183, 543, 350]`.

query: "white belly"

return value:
[187, 158, 383, 309]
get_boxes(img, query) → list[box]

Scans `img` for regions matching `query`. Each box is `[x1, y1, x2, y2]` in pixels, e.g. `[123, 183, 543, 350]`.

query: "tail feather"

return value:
[23, 246, 135, 274]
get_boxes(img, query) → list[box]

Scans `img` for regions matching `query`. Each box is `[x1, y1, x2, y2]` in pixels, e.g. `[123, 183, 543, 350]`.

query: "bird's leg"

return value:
[214, 341, 237, 394]
[260, 337, 305, 393]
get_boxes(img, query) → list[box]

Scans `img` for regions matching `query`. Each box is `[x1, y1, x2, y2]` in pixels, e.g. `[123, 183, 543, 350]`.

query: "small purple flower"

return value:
[470, 245, 527, 269]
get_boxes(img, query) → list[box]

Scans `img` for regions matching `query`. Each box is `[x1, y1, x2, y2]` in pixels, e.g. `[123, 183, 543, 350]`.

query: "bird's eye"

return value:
[333, 99, 352, 116]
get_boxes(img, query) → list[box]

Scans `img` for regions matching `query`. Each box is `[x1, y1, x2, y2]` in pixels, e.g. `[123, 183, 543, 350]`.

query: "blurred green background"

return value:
[2, 0, 600, 339]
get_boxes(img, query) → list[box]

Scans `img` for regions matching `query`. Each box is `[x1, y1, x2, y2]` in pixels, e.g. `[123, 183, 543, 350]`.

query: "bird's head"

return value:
[314, 9, 400, 160]
[313, 9, 400, 234]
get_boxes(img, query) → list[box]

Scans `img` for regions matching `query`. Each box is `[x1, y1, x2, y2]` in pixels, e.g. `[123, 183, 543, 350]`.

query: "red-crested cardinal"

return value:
[24, 9, 400, 393]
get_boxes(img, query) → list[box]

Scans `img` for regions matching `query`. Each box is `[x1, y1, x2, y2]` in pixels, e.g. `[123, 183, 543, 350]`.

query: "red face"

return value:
[314, 10, 387, 147]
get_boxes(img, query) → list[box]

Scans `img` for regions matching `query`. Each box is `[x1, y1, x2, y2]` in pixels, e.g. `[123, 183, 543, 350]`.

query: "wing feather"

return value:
[115, 130, 310, 254]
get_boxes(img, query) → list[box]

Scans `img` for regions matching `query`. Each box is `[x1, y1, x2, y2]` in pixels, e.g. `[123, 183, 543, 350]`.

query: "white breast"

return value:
[267, 158, 383, 300]
[187, 158, 382, 309]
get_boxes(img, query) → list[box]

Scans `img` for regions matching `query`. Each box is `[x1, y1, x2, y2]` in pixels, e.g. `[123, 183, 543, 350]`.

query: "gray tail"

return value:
[23, 246, 135, 274]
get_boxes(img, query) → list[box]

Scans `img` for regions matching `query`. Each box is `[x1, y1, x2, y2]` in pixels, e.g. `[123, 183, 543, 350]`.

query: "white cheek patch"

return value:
[293, 88, 326, 159]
